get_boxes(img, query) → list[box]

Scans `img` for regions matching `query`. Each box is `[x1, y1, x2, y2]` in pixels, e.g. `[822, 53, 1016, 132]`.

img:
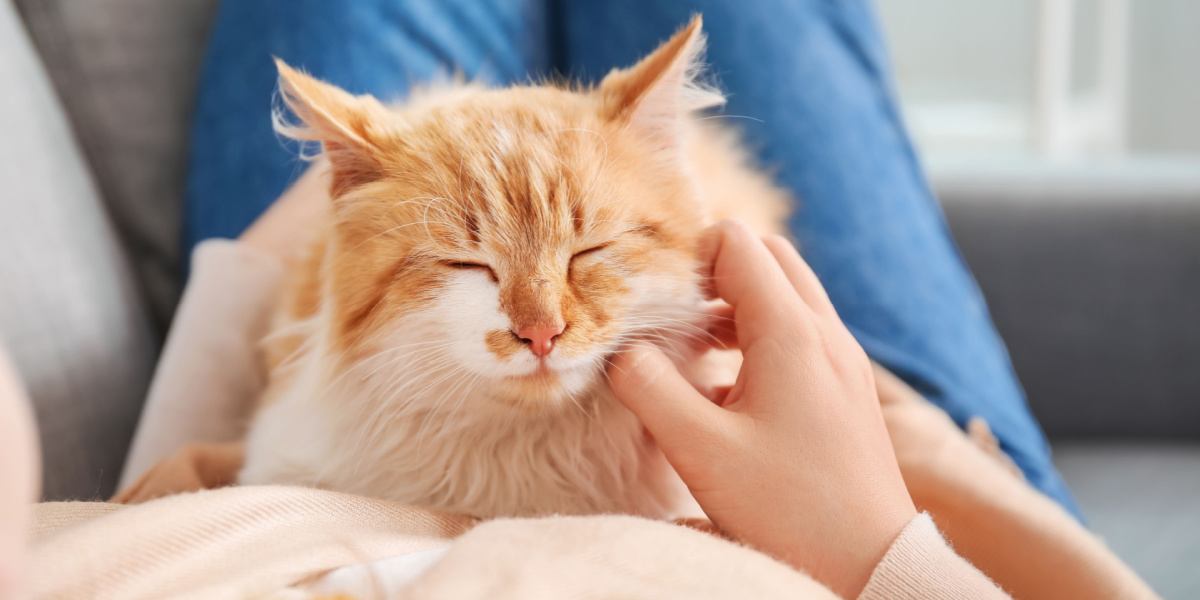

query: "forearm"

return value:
[876, 368, 1156, 599]
[912, 449, 1156, 599]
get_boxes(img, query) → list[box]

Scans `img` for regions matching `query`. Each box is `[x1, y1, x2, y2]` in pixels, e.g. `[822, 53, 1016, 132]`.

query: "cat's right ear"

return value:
[273, 58, 389, 197]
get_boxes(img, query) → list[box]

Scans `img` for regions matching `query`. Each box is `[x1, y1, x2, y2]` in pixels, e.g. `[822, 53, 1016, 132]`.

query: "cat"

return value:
[239, 16, 790, 519]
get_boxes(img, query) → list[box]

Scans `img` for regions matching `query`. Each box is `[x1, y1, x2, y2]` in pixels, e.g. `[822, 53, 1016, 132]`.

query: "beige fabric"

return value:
[32, 487, 471, 600]
[33, 502, 121, 542]
[320, 513, 836, 600]
[306, 511, 1004, 600]
[119, 241, 283, 488]
[31, 484, 1004, 600]
[859, 514, 1003, 600]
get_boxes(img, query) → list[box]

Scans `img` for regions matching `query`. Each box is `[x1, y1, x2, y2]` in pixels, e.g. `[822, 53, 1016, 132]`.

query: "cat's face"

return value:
[277, 18, 722, 409]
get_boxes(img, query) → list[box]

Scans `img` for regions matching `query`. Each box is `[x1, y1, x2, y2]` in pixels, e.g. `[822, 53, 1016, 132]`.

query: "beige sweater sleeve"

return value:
[118, 240, 284, 488]
[859, 513, 1009, 600]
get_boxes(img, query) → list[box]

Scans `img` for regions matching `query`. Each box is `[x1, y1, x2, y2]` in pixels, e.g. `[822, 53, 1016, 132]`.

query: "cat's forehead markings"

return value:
[493, 126, 517, 156]
[482, 126, 511, 175]
[629, 221, 664, 239]
[463, 210, 482, 245]
[571, 201, 585, 236]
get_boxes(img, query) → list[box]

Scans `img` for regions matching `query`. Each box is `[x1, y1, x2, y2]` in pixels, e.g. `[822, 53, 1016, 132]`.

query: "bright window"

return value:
[879, 0, 1200, 170]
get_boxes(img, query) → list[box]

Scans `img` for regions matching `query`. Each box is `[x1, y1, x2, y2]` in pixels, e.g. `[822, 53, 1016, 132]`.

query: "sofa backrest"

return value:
[15, 0, 220, 331]
[941, 169, 1200, 439]
[0, 1, 169, 500]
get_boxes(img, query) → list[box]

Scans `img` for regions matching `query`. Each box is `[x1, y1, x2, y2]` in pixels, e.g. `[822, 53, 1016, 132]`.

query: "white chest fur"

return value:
[239, 351, 694, 519]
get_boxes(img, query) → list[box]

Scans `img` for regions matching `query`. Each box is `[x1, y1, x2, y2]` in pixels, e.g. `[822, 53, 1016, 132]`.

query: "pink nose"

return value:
[515, 323, 565, 358]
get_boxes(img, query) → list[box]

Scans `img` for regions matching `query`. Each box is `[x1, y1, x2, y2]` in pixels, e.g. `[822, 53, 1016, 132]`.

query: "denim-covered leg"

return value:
[185, 0, 549, 250]
[559, 0, 1080, 516]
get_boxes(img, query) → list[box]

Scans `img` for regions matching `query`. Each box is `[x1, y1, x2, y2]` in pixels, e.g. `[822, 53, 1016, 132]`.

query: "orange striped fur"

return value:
[240, 17, 789, 518]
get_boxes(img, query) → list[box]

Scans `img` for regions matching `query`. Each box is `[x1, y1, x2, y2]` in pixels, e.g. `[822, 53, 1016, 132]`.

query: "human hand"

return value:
[608, 221, 916, 598]
[238, 161, 331, 263]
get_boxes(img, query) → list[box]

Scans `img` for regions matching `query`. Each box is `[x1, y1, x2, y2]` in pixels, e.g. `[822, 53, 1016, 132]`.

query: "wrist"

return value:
[818, 500, 917, 598]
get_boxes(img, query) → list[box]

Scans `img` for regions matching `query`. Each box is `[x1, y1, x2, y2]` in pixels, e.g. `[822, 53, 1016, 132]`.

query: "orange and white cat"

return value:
[239, 17, 789, 519]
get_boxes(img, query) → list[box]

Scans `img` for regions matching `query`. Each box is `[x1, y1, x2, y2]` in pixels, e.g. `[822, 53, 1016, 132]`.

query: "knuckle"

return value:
[762, 234, 791, 251]
[784, 305, 820, 337]
[717, 219, 756, 246]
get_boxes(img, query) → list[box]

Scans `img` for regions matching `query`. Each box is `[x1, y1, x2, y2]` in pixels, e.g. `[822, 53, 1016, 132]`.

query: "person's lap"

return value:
[185, 0, 1078, 515]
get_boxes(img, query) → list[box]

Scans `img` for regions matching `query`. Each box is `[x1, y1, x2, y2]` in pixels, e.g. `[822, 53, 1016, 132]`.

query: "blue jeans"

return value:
[186, 0, 1080, 516]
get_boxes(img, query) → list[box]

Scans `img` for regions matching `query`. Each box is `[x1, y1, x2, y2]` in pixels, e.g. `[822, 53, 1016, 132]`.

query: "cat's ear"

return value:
[274, 58, 390, 196]
[597, 16, 724, 147]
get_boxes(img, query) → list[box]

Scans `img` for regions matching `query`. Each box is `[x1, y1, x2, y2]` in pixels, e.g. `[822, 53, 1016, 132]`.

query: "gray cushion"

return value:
[939, 164, 1200, 438]
[14, 0, 220, 329]
[1056, 442, 1200, 598]
[0, 2, 157, 499]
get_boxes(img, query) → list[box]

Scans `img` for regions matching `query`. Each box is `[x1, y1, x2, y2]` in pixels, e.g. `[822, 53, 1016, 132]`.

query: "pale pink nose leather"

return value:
[515, 323, 565, 357]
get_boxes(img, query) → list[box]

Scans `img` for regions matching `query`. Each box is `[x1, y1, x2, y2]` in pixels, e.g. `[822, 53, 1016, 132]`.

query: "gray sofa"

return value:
[0, 1, 1195, 596]
[940, 165, 1200, 597]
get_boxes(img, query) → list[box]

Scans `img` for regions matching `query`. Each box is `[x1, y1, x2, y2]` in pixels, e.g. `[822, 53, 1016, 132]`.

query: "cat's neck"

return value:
[244, 324, 690, 519]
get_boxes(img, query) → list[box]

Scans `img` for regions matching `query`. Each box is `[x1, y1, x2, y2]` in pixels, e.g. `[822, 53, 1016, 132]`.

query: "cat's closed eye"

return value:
[571, 243, 611, 263]
[443, 260, 498, 282]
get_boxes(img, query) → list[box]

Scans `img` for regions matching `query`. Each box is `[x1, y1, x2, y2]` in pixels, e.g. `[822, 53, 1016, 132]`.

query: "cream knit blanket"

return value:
[33, 486, 841, 599]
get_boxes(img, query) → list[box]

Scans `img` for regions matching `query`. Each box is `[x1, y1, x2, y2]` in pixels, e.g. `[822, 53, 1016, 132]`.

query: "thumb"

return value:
[607, 345, 729, 464]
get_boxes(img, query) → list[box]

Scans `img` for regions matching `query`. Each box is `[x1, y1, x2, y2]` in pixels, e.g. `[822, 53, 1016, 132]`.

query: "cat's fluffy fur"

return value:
[239, 17, 789, 518]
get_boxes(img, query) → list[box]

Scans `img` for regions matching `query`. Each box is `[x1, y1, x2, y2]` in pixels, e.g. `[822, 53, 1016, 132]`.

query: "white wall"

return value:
[877, 0, 1200, 156]
[1128, 0, 1200, 154]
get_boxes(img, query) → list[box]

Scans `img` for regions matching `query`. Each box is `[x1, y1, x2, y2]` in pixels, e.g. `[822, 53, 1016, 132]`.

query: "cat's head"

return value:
[276, 17, 722, 411]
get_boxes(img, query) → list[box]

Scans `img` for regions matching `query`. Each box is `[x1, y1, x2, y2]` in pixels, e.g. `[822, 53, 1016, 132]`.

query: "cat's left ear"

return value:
[597, 15, 725, 147]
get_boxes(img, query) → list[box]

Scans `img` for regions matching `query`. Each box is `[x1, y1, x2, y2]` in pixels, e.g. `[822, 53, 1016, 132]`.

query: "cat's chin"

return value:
[488, 364, 602, 413]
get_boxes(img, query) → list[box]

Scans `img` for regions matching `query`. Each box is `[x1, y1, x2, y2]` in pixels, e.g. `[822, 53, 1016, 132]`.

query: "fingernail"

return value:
[626, 343, 658, 364]
[628, 345, 673, 383]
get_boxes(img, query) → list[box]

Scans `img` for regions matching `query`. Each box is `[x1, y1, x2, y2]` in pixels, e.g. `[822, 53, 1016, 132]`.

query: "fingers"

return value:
[692, 303, 737, 351]
[608, 346, 730, 464]
[698, 221, 808, 346]
[760, 235, 838, 320]
[704, 385, 735, 407]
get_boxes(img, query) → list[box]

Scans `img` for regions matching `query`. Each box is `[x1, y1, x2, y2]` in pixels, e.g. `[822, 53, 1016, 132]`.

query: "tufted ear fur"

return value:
[273, 58, 392, 197]
[597, 16, 725, 149]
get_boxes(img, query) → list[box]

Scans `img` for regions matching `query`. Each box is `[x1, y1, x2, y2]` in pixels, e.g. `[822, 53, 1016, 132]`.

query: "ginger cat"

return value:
[240, 17, 790, 519]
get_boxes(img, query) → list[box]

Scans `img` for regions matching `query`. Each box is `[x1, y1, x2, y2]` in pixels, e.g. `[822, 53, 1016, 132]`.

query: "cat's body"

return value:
[240, 18, 789, 519]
